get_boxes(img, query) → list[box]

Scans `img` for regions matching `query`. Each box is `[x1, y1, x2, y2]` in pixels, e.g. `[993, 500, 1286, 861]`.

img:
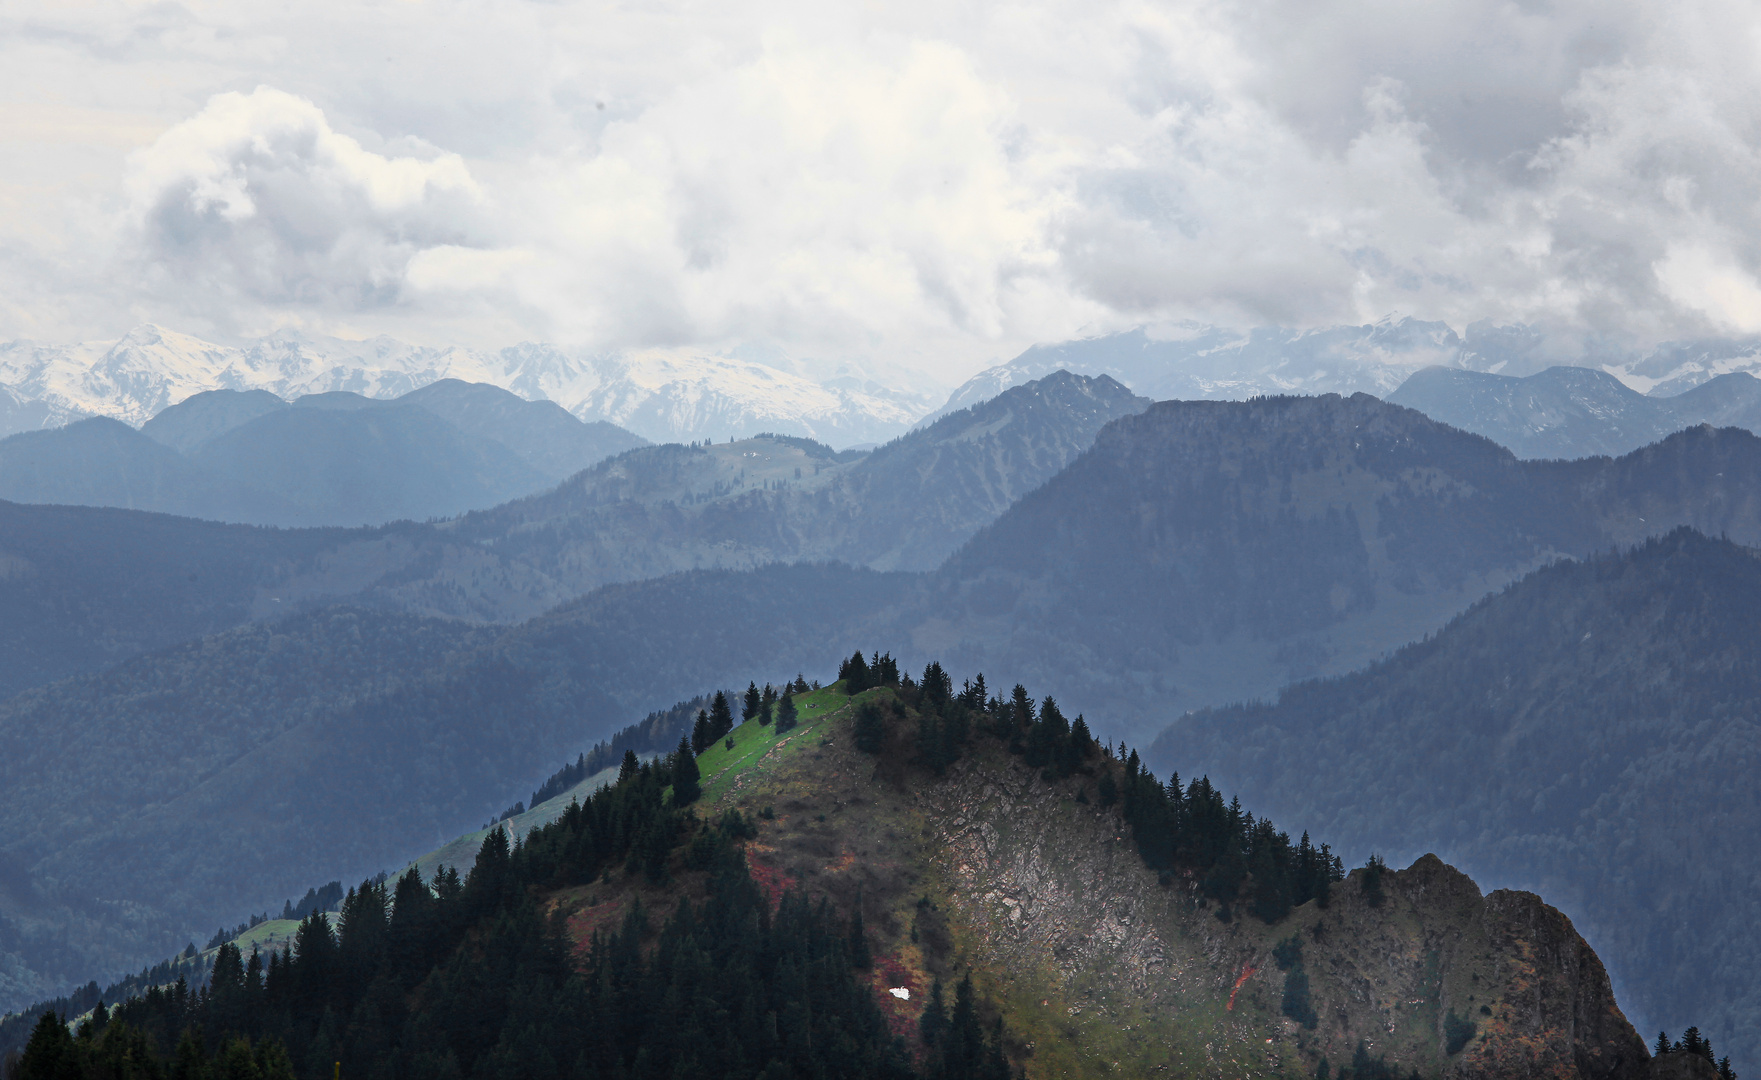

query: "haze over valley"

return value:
[4, 3, 1761, 1078]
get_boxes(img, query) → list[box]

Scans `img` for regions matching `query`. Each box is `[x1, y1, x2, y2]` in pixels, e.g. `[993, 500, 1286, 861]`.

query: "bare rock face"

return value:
[1471, 884, 1648, 1080]
[916, 756, 1651, 1079]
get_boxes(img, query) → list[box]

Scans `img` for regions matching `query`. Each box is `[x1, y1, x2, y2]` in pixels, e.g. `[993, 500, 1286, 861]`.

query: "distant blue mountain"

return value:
[1, 381, 648, 526]
[1388, 366, 1761, 458]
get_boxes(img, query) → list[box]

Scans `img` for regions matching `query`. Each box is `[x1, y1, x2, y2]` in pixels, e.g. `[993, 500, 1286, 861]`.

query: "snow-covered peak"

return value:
[0, 326, 938, 446]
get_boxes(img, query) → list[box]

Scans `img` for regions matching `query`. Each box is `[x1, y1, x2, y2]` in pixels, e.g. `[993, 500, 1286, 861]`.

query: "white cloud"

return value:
[4, 0, 1761, 378]
[123, 86, 486, 320]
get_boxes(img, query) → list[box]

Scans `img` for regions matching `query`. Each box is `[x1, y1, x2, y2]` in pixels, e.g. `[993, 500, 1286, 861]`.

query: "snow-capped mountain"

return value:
[924, 317, 1761, 422]
[0, 326, 937, 447]
[17, 318, 1761, 447]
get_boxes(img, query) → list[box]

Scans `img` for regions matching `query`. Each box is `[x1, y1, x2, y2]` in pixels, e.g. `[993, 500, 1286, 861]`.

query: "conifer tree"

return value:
[774, 693, 798, 733]
[854, 701, 885, 753]
[671, 736, 701, 805]
[919, 979, 947, 1048]
[743, 682, 762, 722]
[710, 691, 735, 741]
[17, 1011, 74, 1080]
[921, 661, 952, 706]
[691, 709, 713, 755]
[839, 650, 871, 694]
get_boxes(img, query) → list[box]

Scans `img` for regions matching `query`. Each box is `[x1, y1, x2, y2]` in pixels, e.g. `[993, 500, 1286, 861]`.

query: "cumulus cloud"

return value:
[6, 0, 1761, 372]
[124, 87, 486, 319]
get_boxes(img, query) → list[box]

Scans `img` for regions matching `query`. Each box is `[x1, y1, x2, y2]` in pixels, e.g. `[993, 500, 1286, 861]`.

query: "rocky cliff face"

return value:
[917, 756, 1646, 1079]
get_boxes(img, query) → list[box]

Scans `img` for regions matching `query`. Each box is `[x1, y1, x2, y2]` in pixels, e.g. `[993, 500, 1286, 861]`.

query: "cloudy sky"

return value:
[3, 0, 1761, 382]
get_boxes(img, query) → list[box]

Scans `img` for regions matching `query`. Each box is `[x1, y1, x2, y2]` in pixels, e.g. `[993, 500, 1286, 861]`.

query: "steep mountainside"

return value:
[139, 389, 287, 453]
[0, 671, 1667, 1079]
[1388, 366, 1761, 458]
[818, 372, 1150, 569]
[395, 378, 649, 478]
[4, 396, 1760, 1035]
[1152, 530, 1761, 1070]
[0, 564, 907, 1013]
[0, 385, 66, 440]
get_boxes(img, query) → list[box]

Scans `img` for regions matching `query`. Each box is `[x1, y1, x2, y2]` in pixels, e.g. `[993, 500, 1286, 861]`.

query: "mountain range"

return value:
[6, 390, 1761, 1061]
[0, 372, 1144, 701]
[930, 317, 1761, 426]
[1387, 366, 1761, 459]
[0, 325, 932, 446]
[14, 317, 1761, 455]
[0, 380, 647, 528]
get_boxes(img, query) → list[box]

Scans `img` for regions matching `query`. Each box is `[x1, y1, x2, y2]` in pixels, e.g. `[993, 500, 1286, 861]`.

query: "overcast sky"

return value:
[4, 0, 1761, 382]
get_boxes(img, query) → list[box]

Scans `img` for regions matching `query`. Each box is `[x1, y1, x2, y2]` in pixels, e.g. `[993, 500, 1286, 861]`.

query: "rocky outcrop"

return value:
[914, 755, 1650, 1079]
[1470, 886, 1647, 1079]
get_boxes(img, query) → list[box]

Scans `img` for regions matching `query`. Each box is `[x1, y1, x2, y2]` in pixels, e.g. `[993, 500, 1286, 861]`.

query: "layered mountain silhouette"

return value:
[5, 392, 1761, 1025]
[0, 372, 1143, 697]
[1389, 364, 1761, 458]
[1152, 528, 1761, 1069]
[140, 371, 1149, 623]
[929, 317, 1761, 423]
[0, 381, 648, 528]
[0, 418, 303, 523]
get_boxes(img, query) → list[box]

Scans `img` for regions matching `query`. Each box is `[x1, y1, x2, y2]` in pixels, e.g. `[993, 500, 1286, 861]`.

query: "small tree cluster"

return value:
[917, 976, 1012, 1080]
[1117, 752, 1343, 923]
[691, 690, 737, 753]
[838, 650, 901, 694]
[1653, 1029, 1737, 1079]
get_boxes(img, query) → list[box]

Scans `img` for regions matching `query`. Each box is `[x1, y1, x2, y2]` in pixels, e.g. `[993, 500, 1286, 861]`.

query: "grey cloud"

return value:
[7, 0, 1761, 371]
